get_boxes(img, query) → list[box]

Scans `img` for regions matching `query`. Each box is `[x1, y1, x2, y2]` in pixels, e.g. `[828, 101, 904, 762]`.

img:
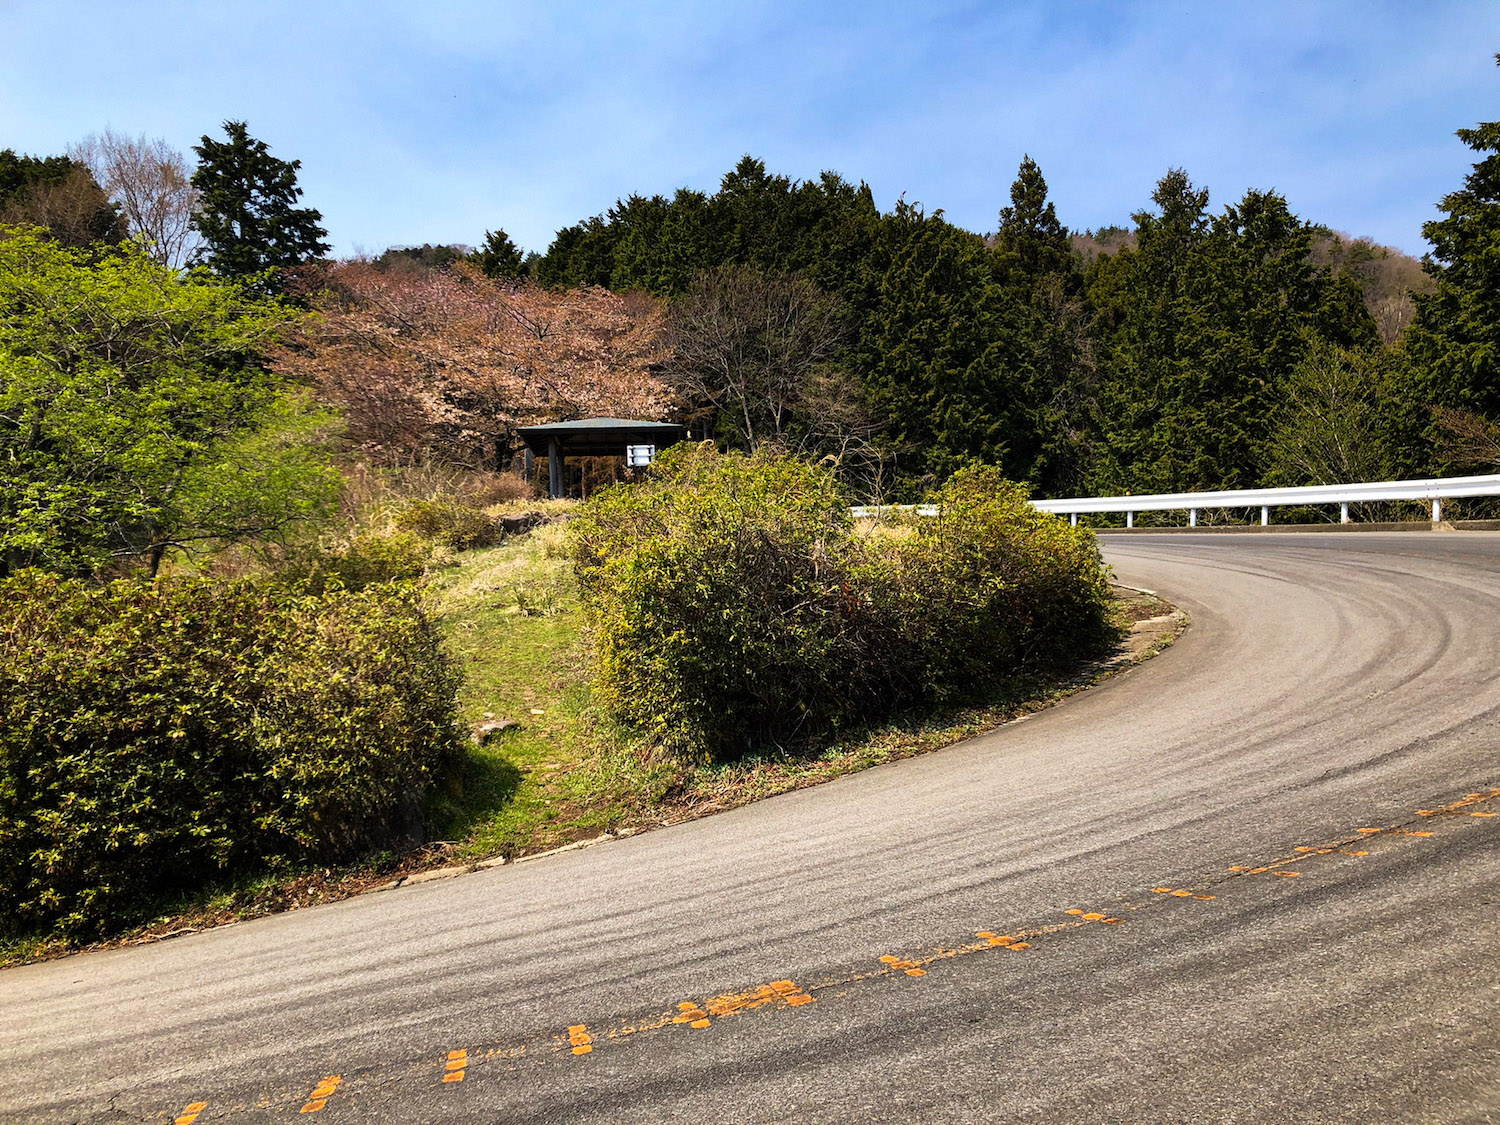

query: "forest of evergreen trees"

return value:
[503, 141, 1492, 504]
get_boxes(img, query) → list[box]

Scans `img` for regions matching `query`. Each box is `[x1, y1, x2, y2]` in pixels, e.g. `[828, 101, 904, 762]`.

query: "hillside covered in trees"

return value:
[6, 85, 1499, 519]
[512, 151, 1472, 503]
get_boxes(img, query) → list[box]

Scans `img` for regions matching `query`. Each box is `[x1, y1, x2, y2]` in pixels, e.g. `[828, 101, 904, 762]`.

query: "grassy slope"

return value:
[424, 521, 1181, 860]
[424, 525, 677, 858]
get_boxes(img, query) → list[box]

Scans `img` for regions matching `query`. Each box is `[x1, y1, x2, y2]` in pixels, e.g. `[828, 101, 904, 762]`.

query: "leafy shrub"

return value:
[568, 446, 1117, 762]
[570, 444, 886, 758]
[880, 465, 1119, 701]
[394, 497, 499, 550]
[0, 573, 463, 936]
[273, 530, 435, 594]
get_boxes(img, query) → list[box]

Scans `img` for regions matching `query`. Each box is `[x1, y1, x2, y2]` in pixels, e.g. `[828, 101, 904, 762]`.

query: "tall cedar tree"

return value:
[535, 157, 879, 300]
[473, 229, 525, 280]
[1404, 58, 1500, 464]
[1088, 170, 1375, 496]
[190, 122, 329, 293]
[854, 201, 1008, 485]
[1088, 170, 1212, 494]
[990, 157, 1092, 495]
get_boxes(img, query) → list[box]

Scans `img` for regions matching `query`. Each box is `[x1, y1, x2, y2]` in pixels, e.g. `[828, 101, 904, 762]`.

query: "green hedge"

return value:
[0, 573, 463, 935]
[567, 446, 1119, 762]
[881, 464, 1120, 701]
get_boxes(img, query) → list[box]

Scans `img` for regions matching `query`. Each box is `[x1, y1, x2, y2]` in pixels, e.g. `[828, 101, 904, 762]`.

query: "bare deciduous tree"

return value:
[1434, 405, 1500, 471]
[1264, 343, 1394, 521]
[667, 265, 853, 452]
[666, 265, 899, 495]
[70, 130, 200, 269]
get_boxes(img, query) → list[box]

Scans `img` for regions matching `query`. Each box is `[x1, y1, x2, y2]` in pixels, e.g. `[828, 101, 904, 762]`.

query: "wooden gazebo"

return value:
[516, 418, 686, 499]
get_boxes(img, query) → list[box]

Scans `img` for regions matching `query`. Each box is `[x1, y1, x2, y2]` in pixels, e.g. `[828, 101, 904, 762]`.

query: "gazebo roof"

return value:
[516, 418, 686, 458]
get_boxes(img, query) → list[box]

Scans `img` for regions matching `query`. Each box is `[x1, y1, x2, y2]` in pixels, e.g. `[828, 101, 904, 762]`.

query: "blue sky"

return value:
[2, 1, 1497, 258]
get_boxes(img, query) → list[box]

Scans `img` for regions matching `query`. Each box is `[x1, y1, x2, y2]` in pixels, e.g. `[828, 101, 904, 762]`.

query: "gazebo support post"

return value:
[548, 438, 563, 500]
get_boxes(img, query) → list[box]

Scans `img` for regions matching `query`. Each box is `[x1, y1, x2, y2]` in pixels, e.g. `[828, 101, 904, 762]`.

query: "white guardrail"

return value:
[853, 473, 1500, 528]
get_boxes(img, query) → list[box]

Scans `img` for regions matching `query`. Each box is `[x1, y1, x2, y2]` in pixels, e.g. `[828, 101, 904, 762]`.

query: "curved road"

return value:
[3, 533, 1499, 1124]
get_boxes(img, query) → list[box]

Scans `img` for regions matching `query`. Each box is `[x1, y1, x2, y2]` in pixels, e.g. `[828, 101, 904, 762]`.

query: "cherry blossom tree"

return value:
[276, 261, 671, 469]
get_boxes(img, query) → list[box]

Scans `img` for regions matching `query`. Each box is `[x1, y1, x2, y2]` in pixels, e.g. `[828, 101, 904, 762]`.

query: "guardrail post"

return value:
[1071, 513, 1077, 527]
[1189, 508, 1197, 527]
[1126, 511, 1133, 529]
[1340, 502, 1350, 524]
[1261, 505, 1269, 526]
[1433, 497, 1443, 523]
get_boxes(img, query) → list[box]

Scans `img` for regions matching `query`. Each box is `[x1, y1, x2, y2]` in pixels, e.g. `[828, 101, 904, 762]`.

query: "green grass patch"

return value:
[424, 525, 680, 859]
[424, 524, 1180, 859]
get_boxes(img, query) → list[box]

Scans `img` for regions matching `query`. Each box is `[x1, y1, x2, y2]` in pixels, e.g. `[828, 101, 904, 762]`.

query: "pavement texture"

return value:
[2, 532, 1498, 1124]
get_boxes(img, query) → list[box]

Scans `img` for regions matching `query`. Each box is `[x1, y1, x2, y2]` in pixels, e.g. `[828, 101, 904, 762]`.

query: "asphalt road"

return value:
[3, 533, 1498, 1124]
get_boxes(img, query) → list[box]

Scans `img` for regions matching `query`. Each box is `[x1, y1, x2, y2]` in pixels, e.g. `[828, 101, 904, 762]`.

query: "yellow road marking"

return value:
[880, 954, 926, 977]
[298, 1075, 342, 1114]
[179, 787, 1500, 1120]
[771, 979, 817, 1005]
[673, 1001, 712, 1028]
